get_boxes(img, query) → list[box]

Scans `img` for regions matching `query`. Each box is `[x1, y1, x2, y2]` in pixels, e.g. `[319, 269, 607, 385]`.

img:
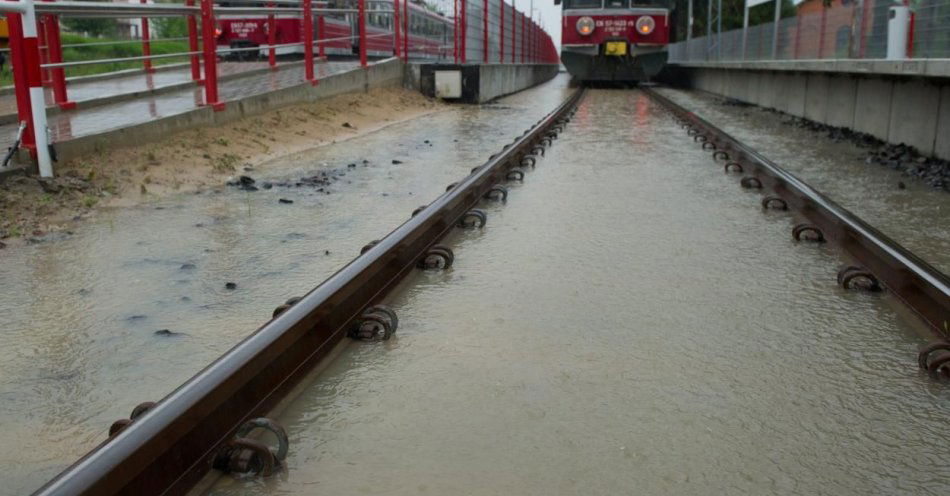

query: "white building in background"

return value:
[116, 0, 152, 39]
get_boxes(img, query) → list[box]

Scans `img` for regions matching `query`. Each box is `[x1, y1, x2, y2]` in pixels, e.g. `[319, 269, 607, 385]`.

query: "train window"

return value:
[327, 0, 345, 20]
[563, 0, 602, 8]
[604, 0, 628, 8]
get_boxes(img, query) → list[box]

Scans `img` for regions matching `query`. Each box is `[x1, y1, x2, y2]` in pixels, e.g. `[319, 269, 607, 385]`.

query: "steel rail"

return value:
[32, 88, 585, 496]
[642, 87, 950, 339]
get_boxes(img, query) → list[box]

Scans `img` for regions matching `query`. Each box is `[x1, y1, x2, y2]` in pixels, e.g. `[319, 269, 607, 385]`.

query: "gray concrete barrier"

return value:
[52, 58, 405, 164]
[664, 64, 950, 161]
[414, 63, 559, 103]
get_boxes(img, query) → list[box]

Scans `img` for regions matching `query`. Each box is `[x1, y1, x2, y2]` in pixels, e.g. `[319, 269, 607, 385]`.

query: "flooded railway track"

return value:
[32, 89, 586, 496]
[641, 87, 950, 369]
[30, 85, 950, 496]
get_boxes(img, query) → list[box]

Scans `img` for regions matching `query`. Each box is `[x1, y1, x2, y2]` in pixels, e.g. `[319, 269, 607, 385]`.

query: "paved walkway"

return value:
[0, 61, 279, 117]
[0, 60, 360, 146]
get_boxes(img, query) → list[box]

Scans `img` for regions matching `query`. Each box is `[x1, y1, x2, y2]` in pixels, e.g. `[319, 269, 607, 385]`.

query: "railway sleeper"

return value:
[724, 162, 743, 174]
[212, 418, 289, 477]
[837, 266, 882, 292]
[484, 185, 508, 202]
[418, 244, 454, 270]
[918, 342, 950, 377]
[272, 296, 303, 318]
[458, 209, 487, 228]
[506, 169, 525, 181]
[740, 176, 763, 189]
[412, 205, 428, 217]
[360, 239, 381, 255]
[761, 196, 788, 211]
[792, 223, 826, 243]
[107, 401, 157, 439]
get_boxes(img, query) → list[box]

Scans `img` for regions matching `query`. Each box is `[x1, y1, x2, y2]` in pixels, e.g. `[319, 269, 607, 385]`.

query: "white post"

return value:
[20, 0, 53, 177]
[771, 0, 780, 59]
[687, 0, 693, 41]
[717, 0, 721, 59]
[742, 4, 749, 60]
[706, 0, 712, 57]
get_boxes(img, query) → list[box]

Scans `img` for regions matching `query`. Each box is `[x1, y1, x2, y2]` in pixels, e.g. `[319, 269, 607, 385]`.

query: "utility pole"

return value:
[687, 0, 693, 41]
[771, 0, 780, 58]
[742, 0, 750, 60]
[717, 0, 722, 59]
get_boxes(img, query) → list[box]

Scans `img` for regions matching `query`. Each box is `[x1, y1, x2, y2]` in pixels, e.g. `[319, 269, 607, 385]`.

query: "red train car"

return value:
[558, 0, 673, 81]
[215, 0, 452, 60]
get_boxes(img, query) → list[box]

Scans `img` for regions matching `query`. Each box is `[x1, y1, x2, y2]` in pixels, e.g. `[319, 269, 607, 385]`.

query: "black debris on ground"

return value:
[154, 329, 184, 337]
[225, 175, 259, 191]
[733, 100, 950, 191]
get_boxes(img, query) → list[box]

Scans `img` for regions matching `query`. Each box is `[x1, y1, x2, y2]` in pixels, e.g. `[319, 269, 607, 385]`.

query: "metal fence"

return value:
[669, 0, 950, 63]
[2, 0, 557, 178]
[456, 0, 558, 64]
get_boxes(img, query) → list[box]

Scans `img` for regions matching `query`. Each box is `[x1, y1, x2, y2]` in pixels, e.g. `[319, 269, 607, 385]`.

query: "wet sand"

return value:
[0, 87, 443, 249]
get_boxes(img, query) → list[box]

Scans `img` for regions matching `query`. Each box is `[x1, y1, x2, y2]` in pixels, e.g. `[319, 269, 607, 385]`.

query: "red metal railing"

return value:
[2, 0, 557, 177]
[456, 0, 558, 65]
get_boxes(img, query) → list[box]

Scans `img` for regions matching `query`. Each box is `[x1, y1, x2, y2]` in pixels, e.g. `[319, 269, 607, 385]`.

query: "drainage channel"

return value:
[641, 86, 950, 377]
[31, 90, 586, 496]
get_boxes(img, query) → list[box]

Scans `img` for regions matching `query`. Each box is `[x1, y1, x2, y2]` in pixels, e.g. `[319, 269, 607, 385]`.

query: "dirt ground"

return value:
[0, 87, 443, 249]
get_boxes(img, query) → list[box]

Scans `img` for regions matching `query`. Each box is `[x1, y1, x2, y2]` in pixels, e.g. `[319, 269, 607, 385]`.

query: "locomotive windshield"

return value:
[563, 0, 670, 8]
[563, 0, 603, 9]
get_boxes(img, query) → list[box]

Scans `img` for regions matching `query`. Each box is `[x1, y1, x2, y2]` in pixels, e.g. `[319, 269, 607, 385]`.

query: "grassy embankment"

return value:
[0, 33, 191, 86]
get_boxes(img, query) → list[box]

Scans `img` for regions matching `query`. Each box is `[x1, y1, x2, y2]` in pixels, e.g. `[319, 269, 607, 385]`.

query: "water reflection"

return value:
[208, 88, 949, 496]
[0, 75, 572, 495]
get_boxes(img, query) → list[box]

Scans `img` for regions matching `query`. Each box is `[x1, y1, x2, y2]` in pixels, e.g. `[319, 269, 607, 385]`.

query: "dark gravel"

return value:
[748, 103, 950, 191]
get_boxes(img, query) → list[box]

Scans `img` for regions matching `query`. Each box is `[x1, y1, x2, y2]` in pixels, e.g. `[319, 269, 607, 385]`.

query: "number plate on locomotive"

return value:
[604, 41, 627, 56]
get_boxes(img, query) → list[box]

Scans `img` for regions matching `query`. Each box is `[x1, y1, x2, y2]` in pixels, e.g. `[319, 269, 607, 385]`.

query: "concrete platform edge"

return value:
[51, 58, 405, 165]
[662, 65, 950, 160]
[411, 63, 559, 103]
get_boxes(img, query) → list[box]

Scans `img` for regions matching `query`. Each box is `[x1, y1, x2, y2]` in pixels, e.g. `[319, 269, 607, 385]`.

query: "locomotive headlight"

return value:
[576, 16, 594, 36]
[635, 16, 655, 35]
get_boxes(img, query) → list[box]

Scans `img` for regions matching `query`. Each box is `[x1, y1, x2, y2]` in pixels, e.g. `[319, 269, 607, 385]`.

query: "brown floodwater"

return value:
[0, 77, 572, 495]
[2, 80, 947, 496]
[204, 88, 949, 495]
[655, 87, 950, 274]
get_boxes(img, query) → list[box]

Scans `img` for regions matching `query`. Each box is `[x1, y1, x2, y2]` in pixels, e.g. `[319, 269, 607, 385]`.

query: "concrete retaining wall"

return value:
[667, 66, 950, 161]
[415, 63, 559, 103]
[53, 58, 405, 164]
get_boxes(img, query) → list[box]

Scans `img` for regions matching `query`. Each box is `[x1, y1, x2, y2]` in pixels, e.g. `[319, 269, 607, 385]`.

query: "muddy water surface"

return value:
[0, 77, 571, 495]
[206, 89, 950, 495]
[657, 88, 950, 273]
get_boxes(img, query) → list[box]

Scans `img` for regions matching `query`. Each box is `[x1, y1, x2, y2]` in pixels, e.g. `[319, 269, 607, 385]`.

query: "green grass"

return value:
[0, 33, 191, 86]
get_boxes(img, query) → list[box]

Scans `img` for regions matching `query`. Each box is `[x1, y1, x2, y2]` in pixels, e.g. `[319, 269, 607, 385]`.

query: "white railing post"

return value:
[18, 0, 53, 177]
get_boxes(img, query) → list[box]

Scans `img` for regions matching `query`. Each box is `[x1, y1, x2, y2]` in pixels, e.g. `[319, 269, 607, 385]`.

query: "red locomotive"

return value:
[558, 0, 673, 81]
[215, 0, 452, 60]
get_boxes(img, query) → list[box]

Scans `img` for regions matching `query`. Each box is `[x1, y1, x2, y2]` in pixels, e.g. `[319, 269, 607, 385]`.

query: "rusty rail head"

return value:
[641, 87, 950, 339]
[32, 89, 585, 496]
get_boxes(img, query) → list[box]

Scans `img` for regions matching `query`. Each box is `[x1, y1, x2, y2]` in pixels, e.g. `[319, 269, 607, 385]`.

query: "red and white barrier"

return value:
[5, 0, 53, 177]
